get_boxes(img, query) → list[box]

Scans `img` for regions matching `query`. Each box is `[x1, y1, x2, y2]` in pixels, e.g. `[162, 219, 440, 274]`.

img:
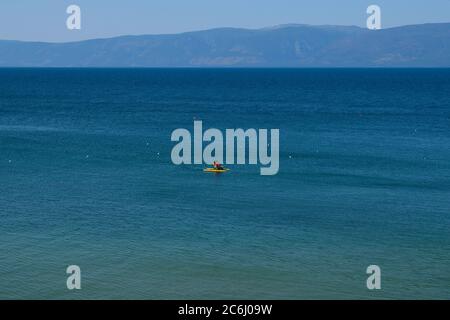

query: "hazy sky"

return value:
[0, 0, 449, 42]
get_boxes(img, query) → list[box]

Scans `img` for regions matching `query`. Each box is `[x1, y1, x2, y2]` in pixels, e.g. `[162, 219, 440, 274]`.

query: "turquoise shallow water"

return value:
[0, 68, 449, 299]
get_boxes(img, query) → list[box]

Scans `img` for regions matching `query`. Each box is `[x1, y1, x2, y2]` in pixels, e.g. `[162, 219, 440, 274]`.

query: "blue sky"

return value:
[0, 0, 449, 42]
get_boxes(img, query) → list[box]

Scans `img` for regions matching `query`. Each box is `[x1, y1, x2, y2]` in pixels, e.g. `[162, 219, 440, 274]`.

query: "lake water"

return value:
[0, 68, 449, 299]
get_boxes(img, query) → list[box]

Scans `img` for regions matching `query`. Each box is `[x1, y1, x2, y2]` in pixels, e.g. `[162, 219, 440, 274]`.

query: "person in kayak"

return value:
[213, 161, 224, 170]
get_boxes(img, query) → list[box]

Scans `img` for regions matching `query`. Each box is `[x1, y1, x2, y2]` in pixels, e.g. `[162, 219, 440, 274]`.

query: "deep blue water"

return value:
[0, 68, 449, 299]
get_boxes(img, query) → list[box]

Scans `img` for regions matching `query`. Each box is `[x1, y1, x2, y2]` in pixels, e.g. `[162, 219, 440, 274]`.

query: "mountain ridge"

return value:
[0, 23, 449, 67]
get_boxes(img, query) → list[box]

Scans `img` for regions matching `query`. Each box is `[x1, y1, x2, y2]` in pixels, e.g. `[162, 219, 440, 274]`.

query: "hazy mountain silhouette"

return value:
[0, 23, 449, 67]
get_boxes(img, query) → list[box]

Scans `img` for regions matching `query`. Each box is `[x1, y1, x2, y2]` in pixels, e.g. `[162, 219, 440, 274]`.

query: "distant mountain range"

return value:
[0, 23, 449, 67]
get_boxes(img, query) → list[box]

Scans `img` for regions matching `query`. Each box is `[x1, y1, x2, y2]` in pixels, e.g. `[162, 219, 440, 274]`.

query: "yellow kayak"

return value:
[204, 168, 230, 173]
